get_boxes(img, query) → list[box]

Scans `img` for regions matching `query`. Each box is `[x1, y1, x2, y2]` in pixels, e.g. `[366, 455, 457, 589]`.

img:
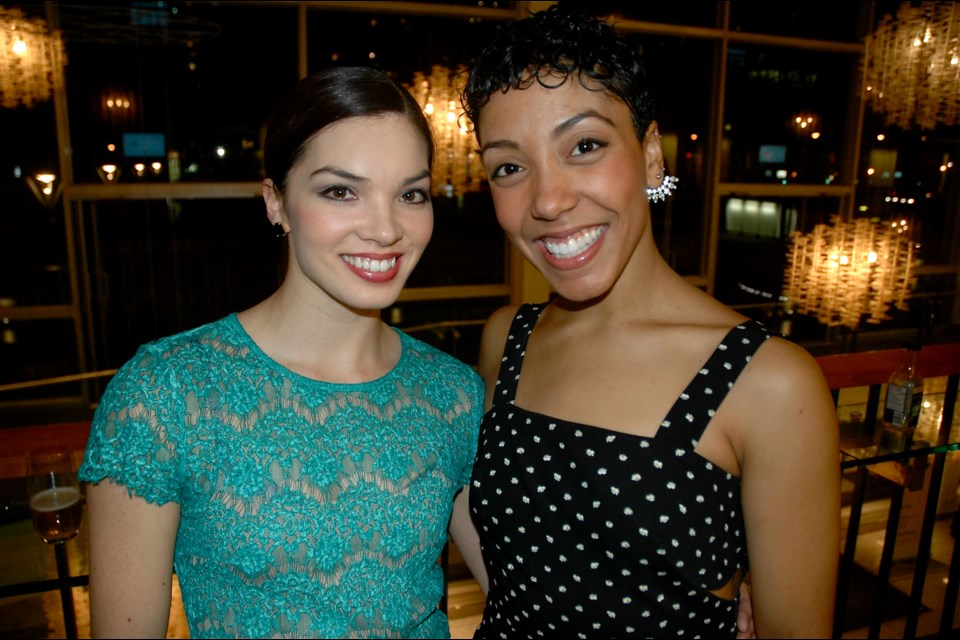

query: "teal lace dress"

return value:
[79, 314, 484, 638]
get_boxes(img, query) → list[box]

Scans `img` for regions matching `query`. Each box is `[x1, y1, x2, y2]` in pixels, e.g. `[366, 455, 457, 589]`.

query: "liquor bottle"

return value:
[877, 341, 924, 453]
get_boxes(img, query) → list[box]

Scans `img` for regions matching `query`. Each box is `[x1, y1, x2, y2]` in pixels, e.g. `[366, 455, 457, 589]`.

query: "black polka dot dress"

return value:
[469, 304, 772, 639]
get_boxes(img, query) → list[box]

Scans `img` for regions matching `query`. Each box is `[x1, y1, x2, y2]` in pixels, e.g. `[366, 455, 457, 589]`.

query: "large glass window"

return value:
[0, 317, 79, 387]
[728, 2, 863, 42]
[714, 194, 843, 303]
[2, 97, 67, 307]
[857, 112, 960, 267]
[565, 0, 720, 28]
[76, 197, 280, 369]
[722, 45, 857, 186]
[388, 297, 506, 368]
[716, 194, 845, 344]
[622, 34, 716, 274]
[306, 10, 503, 81]
[408, 192, 505, 288]
[59, 2, 299, 183]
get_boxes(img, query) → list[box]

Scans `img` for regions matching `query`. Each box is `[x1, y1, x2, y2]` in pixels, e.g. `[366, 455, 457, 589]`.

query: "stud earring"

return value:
[272, 222, 289, 238]
[646, 171, 678, 203]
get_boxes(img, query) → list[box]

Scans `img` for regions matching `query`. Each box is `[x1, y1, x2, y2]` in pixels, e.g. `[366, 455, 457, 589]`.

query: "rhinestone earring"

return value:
[272, 222, 289, 238]
[646, 171, 678, 203]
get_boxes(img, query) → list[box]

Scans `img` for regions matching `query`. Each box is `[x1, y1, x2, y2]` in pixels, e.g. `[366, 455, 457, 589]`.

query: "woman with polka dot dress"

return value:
[447, 6, 840, 638]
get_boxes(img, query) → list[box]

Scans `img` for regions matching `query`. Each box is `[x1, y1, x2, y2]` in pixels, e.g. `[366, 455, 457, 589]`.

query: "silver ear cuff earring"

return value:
[646, 171, 678, 203]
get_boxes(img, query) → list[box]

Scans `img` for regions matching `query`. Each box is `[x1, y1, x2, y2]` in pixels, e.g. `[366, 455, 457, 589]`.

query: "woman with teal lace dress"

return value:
[79, 67, 484, 638]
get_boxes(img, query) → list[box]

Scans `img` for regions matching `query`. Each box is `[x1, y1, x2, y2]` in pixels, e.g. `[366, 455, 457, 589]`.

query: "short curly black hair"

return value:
[462, 4, 655, 141]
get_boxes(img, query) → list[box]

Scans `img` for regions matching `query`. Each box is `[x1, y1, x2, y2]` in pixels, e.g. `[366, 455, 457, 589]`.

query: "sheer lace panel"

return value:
[80, 315, 484, 638]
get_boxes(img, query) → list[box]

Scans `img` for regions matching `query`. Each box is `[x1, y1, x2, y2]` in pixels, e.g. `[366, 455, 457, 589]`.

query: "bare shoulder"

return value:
[477, 305, 523, 406]
[479, 304, 521, 358]
[732, 335, 838, 449]
[482, 304, 521, 340]
[746, 335, 829, 398]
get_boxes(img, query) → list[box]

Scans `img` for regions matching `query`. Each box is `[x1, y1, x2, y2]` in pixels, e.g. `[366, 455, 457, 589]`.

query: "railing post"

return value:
[904, 373, 959, 638]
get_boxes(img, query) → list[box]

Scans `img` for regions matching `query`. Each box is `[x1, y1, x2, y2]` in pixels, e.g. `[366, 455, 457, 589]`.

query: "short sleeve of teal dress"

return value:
[79, 315, 484, 639]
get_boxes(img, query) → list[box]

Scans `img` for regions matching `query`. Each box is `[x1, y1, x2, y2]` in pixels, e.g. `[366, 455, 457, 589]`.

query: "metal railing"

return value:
[818, 342, 960, 638]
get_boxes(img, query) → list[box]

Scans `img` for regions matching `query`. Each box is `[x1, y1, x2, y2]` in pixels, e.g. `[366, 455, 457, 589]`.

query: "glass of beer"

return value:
[26, 445, 83, 544]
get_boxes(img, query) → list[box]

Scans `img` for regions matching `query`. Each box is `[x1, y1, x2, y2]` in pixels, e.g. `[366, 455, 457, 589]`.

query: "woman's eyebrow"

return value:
[479, 139, 518, 156]
[306, 166, 430, 188]
[552, 110, 614, 137]
[400, 169, 432, 187]
[309, 166, 367, 182]
[479, 109, 615, 156]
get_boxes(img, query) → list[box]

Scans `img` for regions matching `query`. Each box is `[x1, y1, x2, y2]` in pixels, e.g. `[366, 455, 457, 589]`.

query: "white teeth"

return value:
[544, 227, 605, 258]
[342, 255, 397, 272]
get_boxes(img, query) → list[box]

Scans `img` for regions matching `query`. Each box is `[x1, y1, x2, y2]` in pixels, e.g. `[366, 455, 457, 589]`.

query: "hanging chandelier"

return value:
[405, 65, 484, 197]
[863, 1, 960, 129]
[783, 216, 918, 330]
[0, 5, 66, 109]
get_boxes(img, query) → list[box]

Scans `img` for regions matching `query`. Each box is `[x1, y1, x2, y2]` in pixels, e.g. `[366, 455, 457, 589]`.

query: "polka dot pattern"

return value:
[470, 304, 771, 638]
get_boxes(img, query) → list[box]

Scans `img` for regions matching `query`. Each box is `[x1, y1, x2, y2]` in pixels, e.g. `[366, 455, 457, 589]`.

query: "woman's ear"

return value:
[262, 179, 288, 232]
[642, 121, 665, 188]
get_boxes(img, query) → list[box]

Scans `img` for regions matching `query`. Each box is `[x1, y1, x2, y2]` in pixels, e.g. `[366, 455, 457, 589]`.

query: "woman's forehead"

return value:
[478, 80, 629, 137]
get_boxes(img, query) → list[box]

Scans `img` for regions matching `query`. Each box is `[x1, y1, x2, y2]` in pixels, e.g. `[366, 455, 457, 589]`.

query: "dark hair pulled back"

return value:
[263, 66, 433, 192]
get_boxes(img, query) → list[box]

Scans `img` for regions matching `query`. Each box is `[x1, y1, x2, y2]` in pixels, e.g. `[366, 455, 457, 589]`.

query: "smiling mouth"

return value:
[542, 226, 607, 259]
[341, 255, 398, 273]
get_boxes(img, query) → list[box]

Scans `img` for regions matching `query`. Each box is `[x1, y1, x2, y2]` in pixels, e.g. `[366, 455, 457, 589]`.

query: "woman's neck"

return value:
[236, 286, 399, 384]
[551, 249, 681, 321]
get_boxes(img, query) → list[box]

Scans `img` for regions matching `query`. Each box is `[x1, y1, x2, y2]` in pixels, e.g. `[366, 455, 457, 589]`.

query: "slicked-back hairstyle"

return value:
[264, 66, 434, 193]
[462, 4, 655, 142]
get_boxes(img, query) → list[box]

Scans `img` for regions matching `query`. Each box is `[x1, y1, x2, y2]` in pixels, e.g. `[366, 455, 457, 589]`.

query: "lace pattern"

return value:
[80, 314, 484, 638]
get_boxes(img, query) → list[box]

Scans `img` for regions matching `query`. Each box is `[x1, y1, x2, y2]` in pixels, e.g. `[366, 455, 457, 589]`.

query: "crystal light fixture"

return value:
[783, 216, 918, 330]
[0, 6, 66, 109]
[405, 65, 484, 197]
[864, 1, 960, 129]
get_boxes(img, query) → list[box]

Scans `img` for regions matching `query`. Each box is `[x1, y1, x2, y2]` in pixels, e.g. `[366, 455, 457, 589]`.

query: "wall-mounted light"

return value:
[792, 113, 820, 137]
[25, 172, 61, 208]
[98, 164, 119, 183]
[101, 93, 135, 124]
[105, 96, 131, 110]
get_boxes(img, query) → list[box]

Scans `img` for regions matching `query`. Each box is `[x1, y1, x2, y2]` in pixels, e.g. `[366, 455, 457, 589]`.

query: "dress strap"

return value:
[657, 320, 773, 449]
[492, 303, 546, 406]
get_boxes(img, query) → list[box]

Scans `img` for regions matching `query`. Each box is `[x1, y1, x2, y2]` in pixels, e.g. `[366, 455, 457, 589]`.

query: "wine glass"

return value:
[25, 445, 83, 639]
[26, 445, 83, 544]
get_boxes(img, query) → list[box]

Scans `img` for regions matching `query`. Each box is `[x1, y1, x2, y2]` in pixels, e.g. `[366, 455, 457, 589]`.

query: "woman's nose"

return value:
[361, 201, 403, 245]
[531, 165, 577, 221]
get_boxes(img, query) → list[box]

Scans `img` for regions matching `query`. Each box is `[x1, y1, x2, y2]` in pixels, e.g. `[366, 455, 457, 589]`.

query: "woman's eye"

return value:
[491, 163, 523, 179]
[572, 138, 606, 156]
[320, 185, 356, 201]
[400, 188, 430, 204]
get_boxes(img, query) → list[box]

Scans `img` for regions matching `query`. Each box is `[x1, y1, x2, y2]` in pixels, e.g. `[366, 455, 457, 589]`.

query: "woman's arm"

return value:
[476, 305, 520, 412]
[737, 582, 756, 638]
[738, 339, 840, 638]
[446, 305, 520, 595]
[448, 489, 489, 595]
[87, 479, 181, 638]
